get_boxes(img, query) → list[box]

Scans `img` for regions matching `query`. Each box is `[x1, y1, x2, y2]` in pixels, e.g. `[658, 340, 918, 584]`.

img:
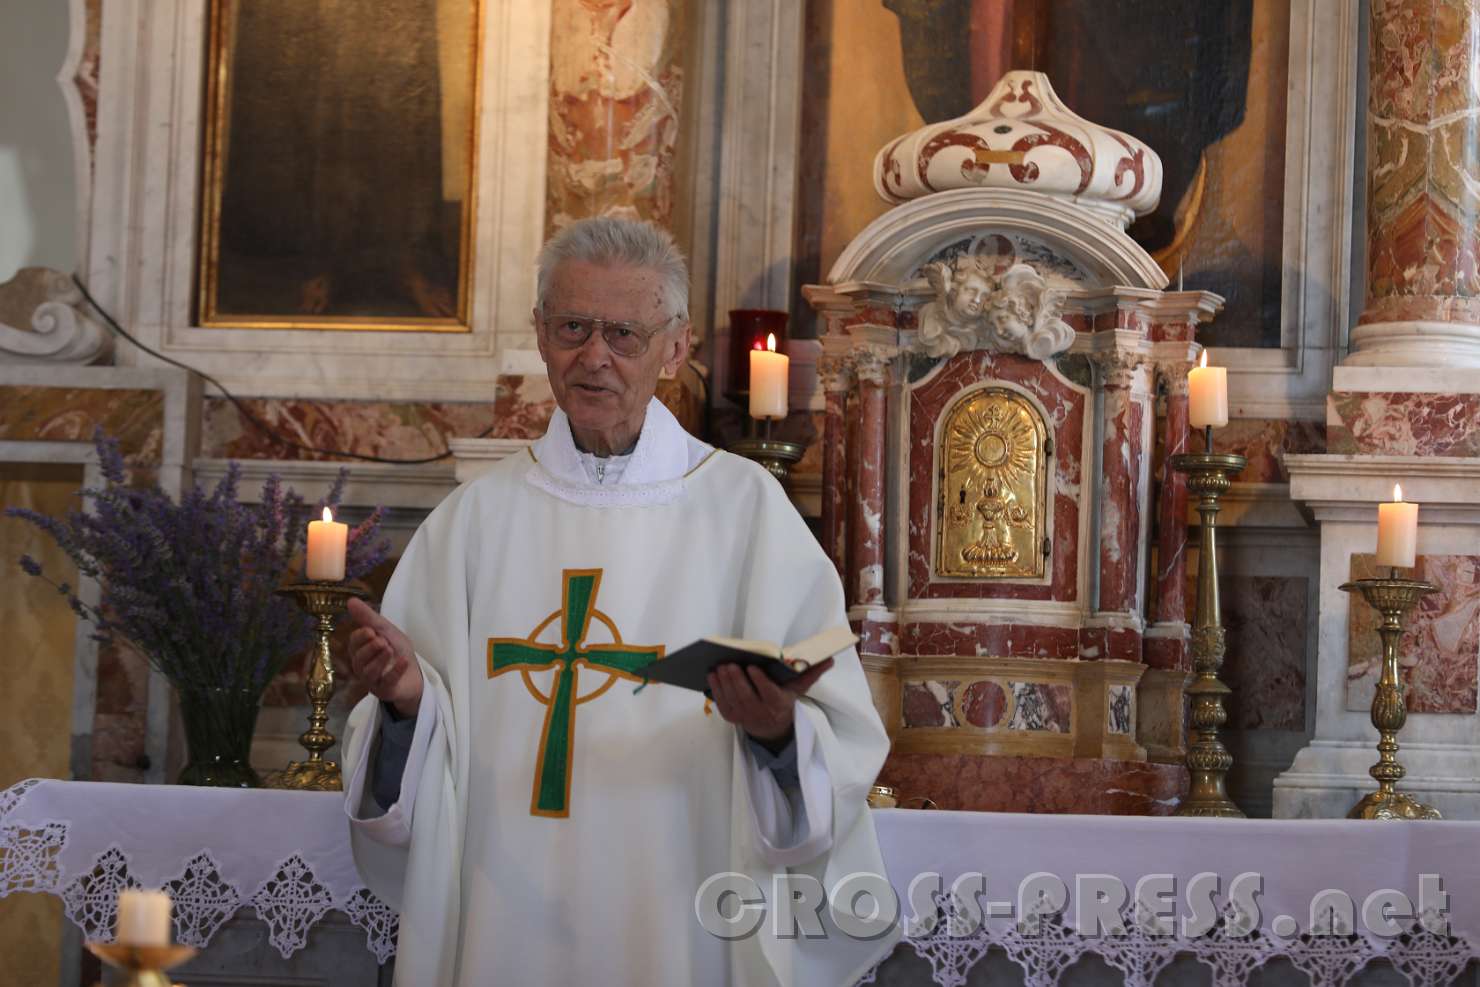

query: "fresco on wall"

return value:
[798, 0, 1288, 348]
[545, 0, 685, 237]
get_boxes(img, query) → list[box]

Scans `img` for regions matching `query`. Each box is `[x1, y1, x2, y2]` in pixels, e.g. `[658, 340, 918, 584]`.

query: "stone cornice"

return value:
[1288, 453, 1480, 523]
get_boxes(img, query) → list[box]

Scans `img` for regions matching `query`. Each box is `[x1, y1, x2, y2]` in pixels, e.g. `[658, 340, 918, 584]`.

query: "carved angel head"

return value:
[985, 264, 1076, 360]
[946, 255, 994, 320]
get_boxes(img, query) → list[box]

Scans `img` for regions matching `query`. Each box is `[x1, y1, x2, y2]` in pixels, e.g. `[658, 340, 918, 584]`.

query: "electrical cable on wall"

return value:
[71, 275, 496, 465]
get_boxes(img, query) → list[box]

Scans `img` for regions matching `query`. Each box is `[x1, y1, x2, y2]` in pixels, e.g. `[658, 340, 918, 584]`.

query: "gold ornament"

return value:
[937, 388, 1047, 579]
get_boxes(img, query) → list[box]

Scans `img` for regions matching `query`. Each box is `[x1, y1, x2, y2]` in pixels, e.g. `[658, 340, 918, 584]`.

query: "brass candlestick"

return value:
[86, 943, 196, 987]
[731, 418, 804, 482]
[1171, 426, 1246, 817]
[730, 437, 805, 481]
[264, 580, 368, 791]
[1339, 575, 1442, 820]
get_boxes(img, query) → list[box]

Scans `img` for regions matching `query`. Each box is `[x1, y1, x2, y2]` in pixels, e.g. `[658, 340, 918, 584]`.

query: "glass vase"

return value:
[175, 686, 263, 788]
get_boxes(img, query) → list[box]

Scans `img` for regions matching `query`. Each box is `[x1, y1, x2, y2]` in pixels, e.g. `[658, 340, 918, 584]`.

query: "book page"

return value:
[705, 636, 781, 659]
[781, 626, 859, 667]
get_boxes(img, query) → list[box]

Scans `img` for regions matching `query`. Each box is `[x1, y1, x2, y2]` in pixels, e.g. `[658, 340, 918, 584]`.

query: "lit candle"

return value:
[117, 888, 172, 947]
[307, 506, 348, 581]
[1188, 350, 1228, 429]
[1376, 483, 1418, 568]
[748, 333, 789, 420]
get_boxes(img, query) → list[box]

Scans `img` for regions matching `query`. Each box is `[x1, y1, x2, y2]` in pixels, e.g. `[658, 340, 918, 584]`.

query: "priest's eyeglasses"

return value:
[539, 312, 676, 358]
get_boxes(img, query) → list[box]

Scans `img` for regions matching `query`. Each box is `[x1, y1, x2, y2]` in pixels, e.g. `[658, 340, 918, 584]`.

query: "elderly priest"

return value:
[340, 217, 898, 985]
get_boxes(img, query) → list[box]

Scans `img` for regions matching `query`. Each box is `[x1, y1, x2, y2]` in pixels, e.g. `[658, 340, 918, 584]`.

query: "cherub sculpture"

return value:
[986, 265, 1075, 360]
[914, 256, 1076, 361]
[918, 255, 994, 358]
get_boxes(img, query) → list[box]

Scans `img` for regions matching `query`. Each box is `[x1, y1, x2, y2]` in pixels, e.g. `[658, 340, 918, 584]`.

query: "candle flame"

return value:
[1394, 483, 1403, 503]
[766, 333, 776, 353]
[322, 507, 333, 523]
[1199, 350, 1208, 369]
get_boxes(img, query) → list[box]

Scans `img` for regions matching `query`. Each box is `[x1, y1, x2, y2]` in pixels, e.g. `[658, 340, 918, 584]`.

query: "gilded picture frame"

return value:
[197, 0, 484, 332]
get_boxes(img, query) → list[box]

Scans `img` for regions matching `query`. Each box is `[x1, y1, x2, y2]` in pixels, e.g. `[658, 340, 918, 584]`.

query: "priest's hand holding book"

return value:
[635, 626, 856, 754]
[708, 657, 834, 752]
[346, 598, 424, 719]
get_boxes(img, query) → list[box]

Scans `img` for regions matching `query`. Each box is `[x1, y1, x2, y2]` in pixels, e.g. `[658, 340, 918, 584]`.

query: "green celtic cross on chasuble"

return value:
[487, 569, 664, 817]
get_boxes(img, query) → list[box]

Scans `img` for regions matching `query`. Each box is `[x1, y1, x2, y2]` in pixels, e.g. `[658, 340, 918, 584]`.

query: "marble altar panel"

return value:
[1004, 682, 1071, 733]
[1327, 391, 1480, 458]
[901, 681, 959, 729]
[960, 680, 1006, 729]
[1222, 574, 1309, 731]
[876, 753, 1185, 814]
[1215, 417, 1327, 483]
[899, 621, 1080, 660]
[199, 376, 556, 461]
[0, 386, 163, 463]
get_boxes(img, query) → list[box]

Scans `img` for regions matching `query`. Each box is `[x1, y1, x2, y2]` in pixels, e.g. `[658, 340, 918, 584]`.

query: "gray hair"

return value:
[536, 216, 690, 323]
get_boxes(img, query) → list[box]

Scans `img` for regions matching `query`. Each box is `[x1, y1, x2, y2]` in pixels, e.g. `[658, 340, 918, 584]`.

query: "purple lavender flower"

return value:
[4, 430, 388, 696]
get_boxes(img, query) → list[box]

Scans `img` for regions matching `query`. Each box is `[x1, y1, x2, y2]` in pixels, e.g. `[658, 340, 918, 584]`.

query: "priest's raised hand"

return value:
[707, 657, 835, 751]
[346, 598, 424, 718]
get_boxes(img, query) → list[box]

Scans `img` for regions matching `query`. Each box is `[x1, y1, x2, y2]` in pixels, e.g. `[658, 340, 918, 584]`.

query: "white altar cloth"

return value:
[0, 779, 395, 962]
[868, 809, 1480, 986]
[3, 779, 1479, 985]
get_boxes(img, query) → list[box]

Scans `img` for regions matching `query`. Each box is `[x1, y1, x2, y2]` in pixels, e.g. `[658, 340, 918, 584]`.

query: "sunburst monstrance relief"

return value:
[936, 387, 1049, 580]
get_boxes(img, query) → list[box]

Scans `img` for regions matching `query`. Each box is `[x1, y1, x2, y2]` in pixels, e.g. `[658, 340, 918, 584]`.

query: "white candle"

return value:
[1376, 483, 1418, 568]
[307, 506, 348, 581]
[117, 889, 171, 947]
[748, 333, 789, 420]
[1188, 350, 1228, 428]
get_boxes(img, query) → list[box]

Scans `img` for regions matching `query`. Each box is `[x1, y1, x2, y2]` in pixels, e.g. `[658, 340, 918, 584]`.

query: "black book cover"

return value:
[633, 640, 802, 696]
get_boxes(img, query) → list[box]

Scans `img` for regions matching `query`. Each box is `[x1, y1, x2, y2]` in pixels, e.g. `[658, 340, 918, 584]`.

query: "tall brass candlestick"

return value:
[1339, 576, 1441, 820]
[265, 580, 368, 791]
[1171, 427, 1246, 817]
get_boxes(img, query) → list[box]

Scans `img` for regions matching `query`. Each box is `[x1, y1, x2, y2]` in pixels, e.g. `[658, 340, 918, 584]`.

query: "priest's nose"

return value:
[576, 329, 615, 369]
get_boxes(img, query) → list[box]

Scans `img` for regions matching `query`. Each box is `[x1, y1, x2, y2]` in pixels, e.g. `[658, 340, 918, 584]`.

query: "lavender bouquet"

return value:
[7, 431, 388, 784]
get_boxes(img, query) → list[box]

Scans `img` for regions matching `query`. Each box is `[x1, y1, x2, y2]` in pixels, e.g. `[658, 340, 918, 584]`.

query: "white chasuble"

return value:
[343, 399, 899, 986]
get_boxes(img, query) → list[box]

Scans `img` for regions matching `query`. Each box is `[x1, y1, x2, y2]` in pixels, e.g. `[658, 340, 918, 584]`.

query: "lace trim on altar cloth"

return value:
[0, 781, 399, 962]
[852, 895, 1478, 987]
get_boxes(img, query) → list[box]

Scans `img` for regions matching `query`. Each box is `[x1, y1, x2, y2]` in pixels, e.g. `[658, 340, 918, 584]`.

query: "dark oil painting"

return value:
[199, 0, 480, 330]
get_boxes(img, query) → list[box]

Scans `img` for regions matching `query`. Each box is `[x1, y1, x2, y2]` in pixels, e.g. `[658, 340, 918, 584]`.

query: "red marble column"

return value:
[1154, 365, 1192, 624]
[1350, 0, 1480, 365]
[818, 354, 853, 584]
[1146, 362, 1193, 670]
[844, 387, 861, 609]
[851, 351, 890, 607]
[1095, 355, 1148, 617]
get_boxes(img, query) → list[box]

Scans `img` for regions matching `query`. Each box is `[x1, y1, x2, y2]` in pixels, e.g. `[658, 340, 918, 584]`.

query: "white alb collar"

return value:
[527, 397, 695, 507]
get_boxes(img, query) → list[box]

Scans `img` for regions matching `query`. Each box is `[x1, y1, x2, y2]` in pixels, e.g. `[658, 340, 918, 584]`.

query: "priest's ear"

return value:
[660, 320, 692, 377]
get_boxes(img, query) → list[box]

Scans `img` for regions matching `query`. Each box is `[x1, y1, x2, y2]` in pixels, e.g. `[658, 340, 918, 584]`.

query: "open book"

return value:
[632, 626, 858, 695]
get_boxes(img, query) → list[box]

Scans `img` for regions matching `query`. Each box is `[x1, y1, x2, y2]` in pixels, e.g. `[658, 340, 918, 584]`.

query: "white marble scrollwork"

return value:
[0, 267, 111, 365]
[916, 258, 1075, 361]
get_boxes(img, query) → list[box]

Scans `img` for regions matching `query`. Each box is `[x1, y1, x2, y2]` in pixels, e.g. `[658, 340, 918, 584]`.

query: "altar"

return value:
[5, 778, 1478, 986]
